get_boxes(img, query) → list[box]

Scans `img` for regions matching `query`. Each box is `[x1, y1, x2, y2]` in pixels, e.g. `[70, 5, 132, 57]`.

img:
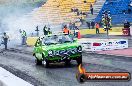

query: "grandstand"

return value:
[95, 0, 132, 24]
[31, 0, 96, 26]
[8, 0, 132, 31]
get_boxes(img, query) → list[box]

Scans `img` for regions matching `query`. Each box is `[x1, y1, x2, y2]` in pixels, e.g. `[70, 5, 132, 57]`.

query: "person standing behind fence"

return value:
[90, 3, 93, 15]
[2, 32, 9, 50]
[91, 21, 95, 29]
[47, 28, 52, 35]
[86, 21, 91, 29]
[63, 25, 70, 35]
[43, 25, 48, 35]
[21, 30, 27, 45]
[95, 22, 100, 34]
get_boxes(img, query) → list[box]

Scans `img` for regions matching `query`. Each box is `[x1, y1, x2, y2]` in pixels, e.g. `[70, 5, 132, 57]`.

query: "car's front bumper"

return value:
[44, 53, 82, 62]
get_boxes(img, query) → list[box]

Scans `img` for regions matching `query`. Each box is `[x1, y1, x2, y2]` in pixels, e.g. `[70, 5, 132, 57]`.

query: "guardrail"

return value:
[0, 67, 33, 86]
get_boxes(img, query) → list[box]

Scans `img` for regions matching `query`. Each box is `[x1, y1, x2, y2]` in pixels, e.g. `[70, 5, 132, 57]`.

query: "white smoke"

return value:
[0, 0, 45, 45]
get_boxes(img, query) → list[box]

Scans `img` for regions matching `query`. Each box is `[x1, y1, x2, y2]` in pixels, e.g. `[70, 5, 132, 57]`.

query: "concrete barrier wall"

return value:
[0, 80, 7, 86]
[80, 27, 123, 35]
[0, 67, 33, 86]
[26, 37, 38, 46]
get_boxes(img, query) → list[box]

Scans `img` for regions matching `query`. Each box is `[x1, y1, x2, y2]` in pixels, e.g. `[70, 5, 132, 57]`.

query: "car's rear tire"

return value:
[76, 55, 82, 65]
[35, 59, 42, 65]
[76, 74, 86, 83]
[43, 60, 49, 68]
[65, 60, 71, 66]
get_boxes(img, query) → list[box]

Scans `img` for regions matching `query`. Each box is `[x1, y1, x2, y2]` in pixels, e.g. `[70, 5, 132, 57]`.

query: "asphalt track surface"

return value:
[0, 47, 132, 86]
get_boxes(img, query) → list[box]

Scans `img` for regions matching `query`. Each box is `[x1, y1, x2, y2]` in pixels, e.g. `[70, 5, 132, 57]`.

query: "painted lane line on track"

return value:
[0, 67, 33, 86]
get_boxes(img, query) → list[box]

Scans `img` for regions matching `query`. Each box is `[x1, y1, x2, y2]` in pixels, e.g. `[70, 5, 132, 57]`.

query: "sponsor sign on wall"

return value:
[78, 38, 128, 51]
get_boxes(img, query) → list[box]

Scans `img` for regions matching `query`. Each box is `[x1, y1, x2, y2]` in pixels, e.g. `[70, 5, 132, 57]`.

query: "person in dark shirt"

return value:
[2, 32, 9, 50]
[86, 21, 91, 29]
[90, 3, 93, 15]
[43, 25, 48, 35]
[124, 20, 130, 28]
[91, 21, 95, 29]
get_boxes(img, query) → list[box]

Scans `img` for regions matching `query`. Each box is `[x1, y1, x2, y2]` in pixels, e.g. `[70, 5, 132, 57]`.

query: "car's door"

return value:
[34, 39, 43, 60]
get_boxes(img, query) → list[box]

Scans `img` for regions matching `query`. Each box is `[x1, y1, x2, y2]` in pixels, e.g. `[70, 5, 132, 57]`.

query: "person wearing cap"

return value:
[2, 32, 9, 50]
[63, 25, 70, 34]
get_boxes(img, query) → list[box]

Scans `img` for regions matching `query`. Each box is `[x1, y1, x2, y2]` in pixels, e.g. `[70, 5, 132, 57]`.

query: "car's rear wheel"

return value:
[76, 74, 86, 83]
[76, 55, 82, 65]
[35, 59, 42, 65]
[65, 59, 71, 66]
[43, 60, 49, 68]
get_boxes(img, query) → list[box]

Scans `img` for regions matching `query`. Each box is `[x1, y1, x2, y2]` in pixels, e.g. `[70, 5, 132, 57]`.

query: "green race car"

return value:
[33, 34, 82, 67]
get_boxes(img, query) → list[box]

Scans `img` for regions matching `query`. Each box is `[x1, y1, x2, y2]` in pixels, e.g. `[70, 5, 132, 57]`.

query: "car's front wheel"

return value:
[76, 55, 82, 65]
[65, 59, 71, 66]
[35, 59, 42, 65]
[43, 60, 49, 68]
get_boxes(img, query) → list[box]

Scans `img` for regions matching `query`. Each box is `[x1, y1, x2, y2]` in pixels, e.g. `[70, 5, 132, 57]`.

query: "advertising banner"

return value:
[78, 39, 128, 51]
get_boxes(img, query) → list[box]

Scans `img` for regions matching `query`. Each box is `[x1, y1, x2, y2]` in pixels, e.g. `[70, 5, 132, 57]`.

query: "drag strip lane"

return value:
[0, 48, 131, 86]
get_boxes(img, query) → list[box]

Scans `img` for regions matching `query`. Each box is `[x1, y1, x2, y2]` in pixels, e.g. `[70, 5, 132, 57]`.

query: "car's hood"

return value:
[42, 42, 79, 51]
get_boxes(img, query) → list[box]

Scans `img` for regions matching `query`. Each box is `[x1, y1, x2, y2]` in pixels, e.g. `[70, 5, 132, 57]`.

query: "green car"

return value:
[33, 34, 82, 67]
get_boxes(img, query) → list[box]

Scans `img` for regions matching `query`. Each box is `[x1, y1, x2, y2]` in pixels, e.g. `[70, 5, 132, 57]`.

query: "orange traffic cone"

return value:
[77, 31, 81, 39]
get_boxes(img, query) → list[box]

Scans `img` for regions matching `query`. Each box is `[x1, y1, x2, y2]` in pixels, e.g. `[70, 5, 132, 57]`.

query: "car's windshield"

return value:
[43, 35, 73, 45]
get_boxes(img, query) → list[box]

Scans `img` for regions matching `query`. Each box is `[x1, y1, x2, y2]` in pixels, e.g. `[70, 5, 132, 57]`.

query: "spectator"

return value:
[77, 11, 80, 15]
[69, 22, 73, 30]
[99, 21, 103, 27]
[86, 21, 91, 29]
[63, 25, 70, 34]
[124, 20, 130, 28]
[74, 26, 79, 37]
[91, 21, 95, 29]
[71, 8, 73, 12]
[21, 30, 27, 45]
[90, 3, 93, 15]
[123, 20, 131, 35]
[82, 12, 86, 16]
[80, 11, 83, 15]
[128, 5, 132, 14]
[95, 22, 100, 34]
[72, 23, 76, 30]
[128, 8, 131, 14]
[43, 25, 48, 35]
[79, 18, 83, 24]
[47, 28, 52, 35]
[84, 0, 87, 3]
[2, 32, 9, 50]
[122, 10, 126, 14]
[74, 8, 78, 12]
